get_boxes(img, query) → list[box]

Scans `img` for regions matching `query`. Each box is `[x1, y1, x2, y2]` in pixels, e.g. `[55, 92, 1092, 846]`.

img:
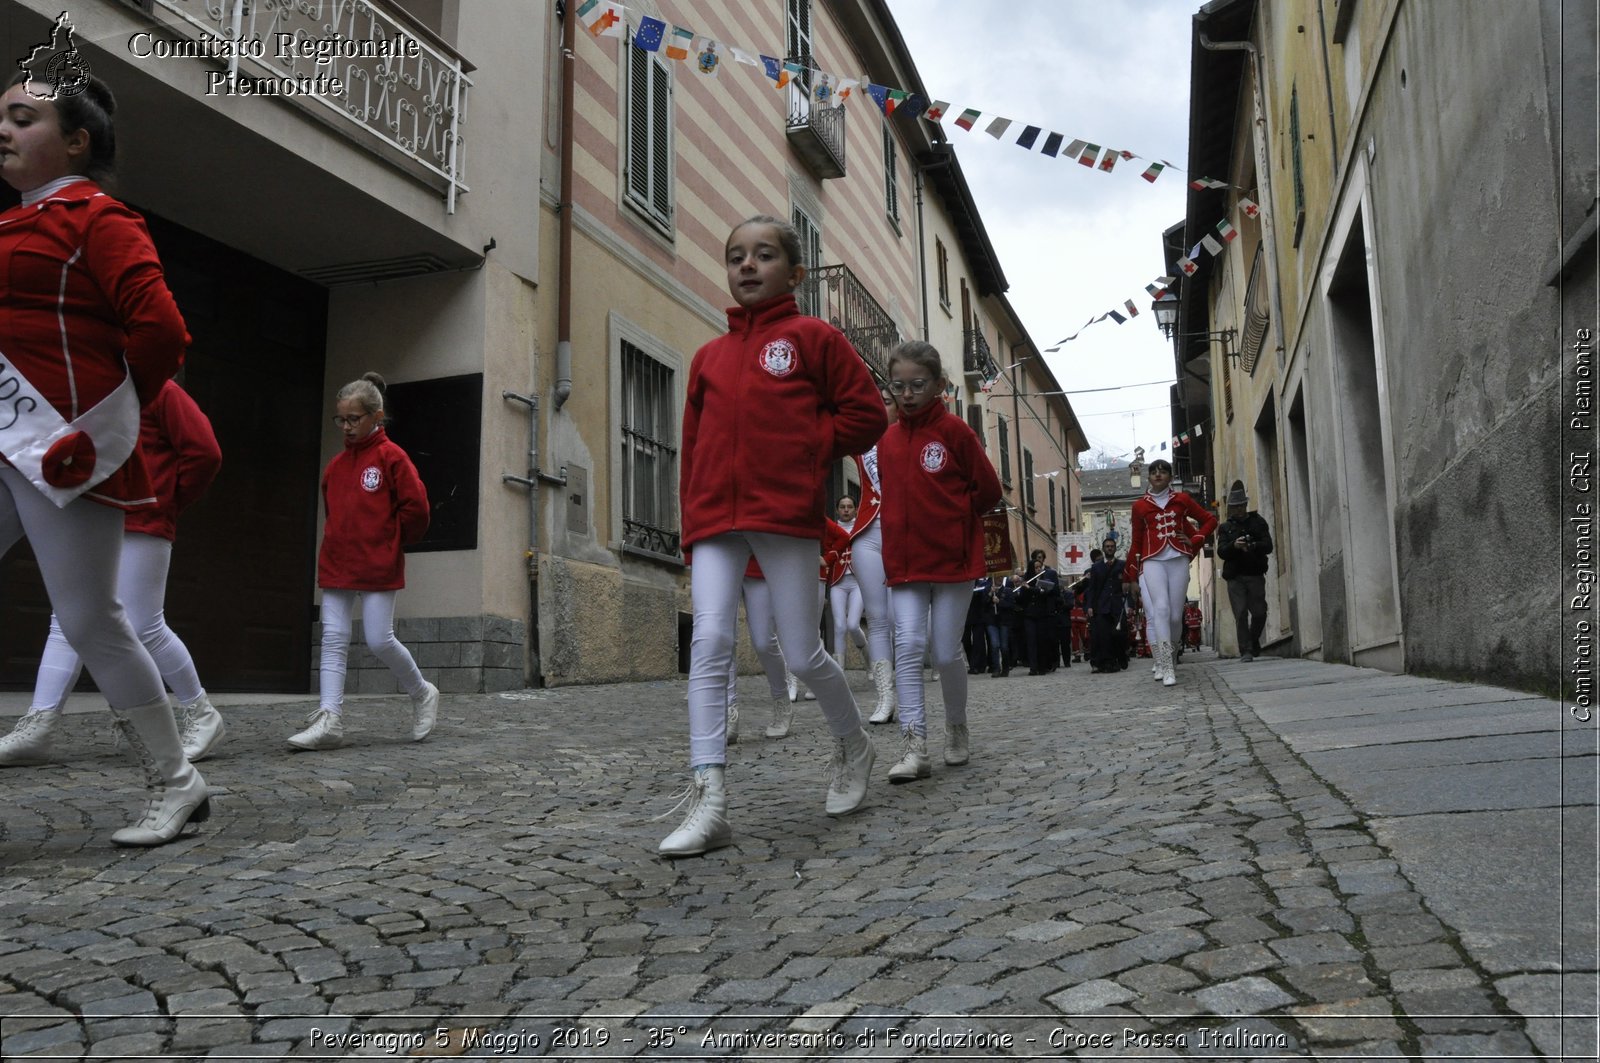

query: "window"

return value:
[626, 26, 673, 232]
[966, 404, 985, 449]
[1024, 449, 1036, 511]
[882, 123, 900, 228]
[997, 415, 1011, 485]
[792, 205, 822, 316]
[1048, 479, 1057, 535]
[785, 0, 813, 88]
[620, 340, 680, 560]
[1289, 85, 1306, 247]
[936, 239, 950, 310]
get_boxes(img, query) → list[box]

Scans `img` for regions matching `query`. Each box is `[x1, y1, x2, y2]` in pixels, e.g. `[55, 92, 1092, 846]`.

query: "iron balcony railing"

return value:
[148, 0, 472, 212]
[798, 264, 898, 382]
[963, 326, 999, 382]
[784, 56, 846, 180]
[1239, 243, 1271, 373]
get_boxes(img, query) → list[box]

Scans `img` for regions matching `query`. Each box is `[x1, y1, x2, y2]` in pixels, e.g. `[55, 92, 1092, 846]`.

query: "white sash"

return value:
[0, 351, 140, 507]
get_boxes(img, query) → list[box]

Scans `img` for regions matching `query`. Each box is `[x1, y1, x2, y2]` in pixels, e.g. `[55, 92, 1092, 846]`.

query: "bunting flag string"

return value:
[1043, 197, 1266, 351]
[575, 5, 1208, 186]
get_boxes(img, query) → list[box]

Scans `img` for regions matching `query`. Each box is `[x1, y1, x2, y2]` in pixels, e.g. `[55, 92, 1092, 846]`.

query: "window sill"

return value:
[621, 542, 685, 569]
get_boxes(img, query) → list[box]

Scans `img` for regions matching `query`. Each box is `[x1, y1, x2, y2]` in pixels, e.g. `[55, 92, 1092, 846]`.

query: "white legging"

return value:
[689, 532, 861, 767]
[829, 574, 865, 658]
[848, 520, 892, 663]
[1141, 555, 1191, 647]
[727, 576, 788, 707]
[0, 467, 163, 711]
[889, 581, 970, 736]
[319, 589, 427, 711]
[32, 532, 205, 711]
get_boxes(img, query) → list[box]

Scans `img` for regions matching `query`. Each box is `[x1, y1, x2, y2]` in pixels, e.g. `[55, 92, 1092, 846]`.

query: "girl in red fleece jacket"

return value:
[878, 341, 1002, 782]
[289, 372, 436, 752]
[3, 381, 225, 768]
[660, 216, 888, 858]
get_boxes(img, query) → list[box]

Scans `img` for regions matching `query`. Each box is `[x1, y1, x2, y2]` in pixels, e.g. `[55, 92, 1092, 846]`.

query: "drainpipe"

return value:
[554, 0, 576, 410]
[1314, 0, 1341, 178]
[914, 167, 929, 342]
[1010, 342, 1031, 563]
[1198, 26, 1289, 366]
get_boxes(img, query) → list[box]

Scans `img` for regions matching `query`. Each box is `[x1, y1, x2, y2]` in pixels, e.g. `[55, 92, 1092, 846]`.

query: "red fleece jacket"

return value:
[124, 382, 222, 541]
[680, 294, 887, 550]
[317, 426, 430, 591]
[878, 401, 1002, 586]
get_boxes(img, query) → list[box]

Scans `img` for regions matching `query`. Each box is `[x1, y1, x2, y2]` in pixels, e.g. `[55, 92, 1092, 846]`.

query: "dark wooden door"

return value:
[0, 213, 327, 692]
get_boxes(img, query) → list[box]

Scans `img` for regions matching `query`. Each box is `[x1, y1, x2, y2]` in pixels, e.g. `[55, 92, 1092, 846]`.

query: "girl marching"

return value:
[843, 427, 899, 725]
[289, 373, 437, 750]
[0, 72, 209, 844]
[0, 380, 224, 766]
[877, 341, 1002, 781]
[1124, 459, 1217, 686]
[661, 215, 887, 858]
[823, 498, 867, 669]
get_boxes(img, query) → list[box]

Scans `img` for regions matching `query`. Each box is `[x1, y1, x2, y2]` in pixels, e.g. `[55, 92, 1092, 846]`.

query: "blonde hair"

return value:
[336, 372, 386, 416]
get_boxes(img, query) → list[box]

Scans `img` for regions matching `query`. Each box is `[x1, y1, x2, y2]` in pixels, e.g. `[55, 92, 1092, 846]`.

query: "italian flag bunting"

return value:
[1216, 218, 1239, 243]
[1078, 143, 1101, 167]
[664, 25, 693, 60]
[1141, 161, 1166, 183]
[954, 108, 981, 131]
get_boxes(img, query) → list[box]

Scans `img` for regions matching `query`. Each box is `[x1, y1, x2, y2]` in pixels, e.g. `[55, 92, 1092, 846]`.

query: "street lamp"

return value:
[1151, 292, 1241, 367]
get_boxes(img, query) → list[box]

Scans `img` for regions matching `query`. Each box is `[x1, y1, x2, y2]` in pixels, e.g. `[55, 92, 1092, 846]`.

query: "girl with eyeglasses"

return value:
[288, 372, 436, 750]
[877, 341, 1002, 781]
[662, 215, 888, 858]
[0, 72, 214, 846]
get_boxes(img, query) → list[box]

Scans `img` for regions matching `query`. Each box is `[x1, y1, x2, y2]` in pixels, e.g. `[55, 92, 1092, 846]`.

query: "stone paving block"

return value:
[1192, 976, 1296, 1015]
[1182, 943, 1277, 980]
[1398, 987, 1512, 1033]
[1275, 906, 1356, 935]
[1046, 978, 1137, 1012]
[1415, 1030, 1537, 1056]
[1268, 933, 1363, 966]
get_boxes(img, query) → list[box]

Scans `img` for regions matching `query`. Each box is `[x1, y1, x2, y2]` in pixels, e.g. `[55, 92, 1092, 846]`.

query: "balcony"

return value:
[784, 61, 846, 180]
[798, 264, 898, 382]
[1239, 244, 1271, 373]
[147, 0, 472, 211]
[963, 327, 1000, 383]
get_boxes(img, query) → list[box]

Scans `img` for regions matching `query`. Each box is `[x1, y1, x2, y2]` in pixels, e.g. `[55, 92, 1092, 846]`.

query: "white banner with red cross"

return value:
[1056, 533, 1095, 578]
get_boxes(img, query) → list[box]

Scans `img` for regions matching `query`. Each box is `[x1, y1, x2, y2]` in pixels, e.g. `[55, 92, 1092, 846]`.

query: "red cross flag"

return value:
[1057, 532, 1096, 578]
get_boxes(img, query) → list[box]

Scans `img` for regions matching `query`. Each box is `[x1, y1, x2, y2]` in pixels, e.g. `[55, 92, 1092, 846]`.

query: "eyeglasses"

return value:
[332, 414, 372, 428]
[887, 379, 932, 394]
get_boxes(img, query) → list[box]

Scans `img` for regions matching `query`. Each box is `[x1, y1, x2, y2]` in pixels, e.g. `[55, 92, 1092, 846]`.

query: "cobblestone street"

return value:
[1, 655, 1593, 1060]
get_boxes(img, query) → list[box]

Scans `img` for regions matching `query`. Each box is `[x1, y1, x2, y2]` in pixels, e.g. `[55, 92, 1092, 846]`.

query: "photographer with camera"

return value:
[1217, 480, 1274, 661]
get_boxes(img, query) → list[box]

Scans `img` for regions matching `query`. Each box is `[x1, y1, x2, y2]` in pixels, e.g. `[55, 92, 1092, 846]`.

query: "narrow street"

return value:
[1, 656, 1590, 1059]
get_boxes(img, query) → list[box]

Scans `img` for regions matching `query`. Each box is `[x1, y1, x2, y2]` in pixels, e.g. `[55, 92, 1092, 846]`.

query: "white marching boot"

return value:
[825, 728, 875, 815]
[0, 711, 61, 766]
[657, 767, 732, 857]
[1157, 641, 1177, 686]
[726, 698, 740, 745]
[111, 696, 212, 847]
[785, 670, 800, 703]
[176, 692, 226, 762]
[867, 659, 897, 725]
[887, 729, 931, 783]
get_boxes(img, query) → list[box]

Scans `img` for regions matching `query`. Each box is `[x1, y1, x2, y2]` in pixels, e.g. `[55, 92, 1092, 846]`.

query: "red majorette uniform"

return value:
[0, 176, 208, 846]
[877, 397, 1002, 745]
[1123, 487, 1217, 683]
[0, 179, 188, 509]
[317, 426, 430, 591]
[845, 444, 896, 720]
[822, 518, 853, 586]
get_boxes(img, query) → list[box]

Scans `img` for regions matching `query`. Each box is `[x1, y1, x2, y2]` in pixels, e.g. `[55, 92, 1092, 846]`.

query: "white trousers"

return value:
[1141, 555, 1190, 647]
[889, 580, 971, 736]
[829, 574, 864, 658]
[32, 532, 205, 710]
[848, 521, 893, 662]
[0, 466, 163, 711]
[319, 588, 426, 711]
[727, 576, 788, 706]
[689, 532, 860, 767]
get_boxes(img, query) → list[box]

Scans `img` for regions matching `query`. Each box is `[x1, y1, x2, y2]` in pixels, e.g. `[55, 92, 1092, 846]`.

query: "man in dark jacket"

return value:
[1216, 480, 1274, 661]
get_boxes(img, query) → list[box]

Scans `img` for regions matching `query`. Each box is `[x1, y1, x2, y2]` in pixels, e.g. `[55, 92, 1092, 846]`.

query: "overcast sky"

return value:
[886, 0, 1199, 466]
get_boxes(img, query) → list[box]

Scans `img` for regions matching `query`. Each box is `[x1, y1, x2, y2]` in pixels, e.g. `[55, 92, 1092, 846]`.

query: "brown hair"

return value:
[887, 340, 944, 381]
[336, 372, 387, 417]
[727, 214, 803, 268]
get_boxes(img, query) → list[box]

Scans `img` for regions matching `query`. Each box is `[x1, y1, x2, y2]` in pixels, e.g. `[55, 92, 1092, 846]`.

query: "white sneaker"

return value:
[765, 695, 792, 738]
[0, 711, 58, 766]
[785, 671, 800, 703]
[288, 709, 344, 750]
[825, 729, 875, 815]
[887, 729, 931, 783]
[411, 681, 439, 741]
[176, 694, 225, 762]
[944, 723, 970, 766]
[726, 700, 740, 745]
[657, 767, 731, 857]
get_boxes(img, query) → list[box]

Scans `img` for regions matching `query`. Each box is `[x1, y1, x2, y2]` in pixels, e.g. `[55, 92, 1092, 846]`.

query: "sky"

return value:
[885, 0, 1200, 467]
